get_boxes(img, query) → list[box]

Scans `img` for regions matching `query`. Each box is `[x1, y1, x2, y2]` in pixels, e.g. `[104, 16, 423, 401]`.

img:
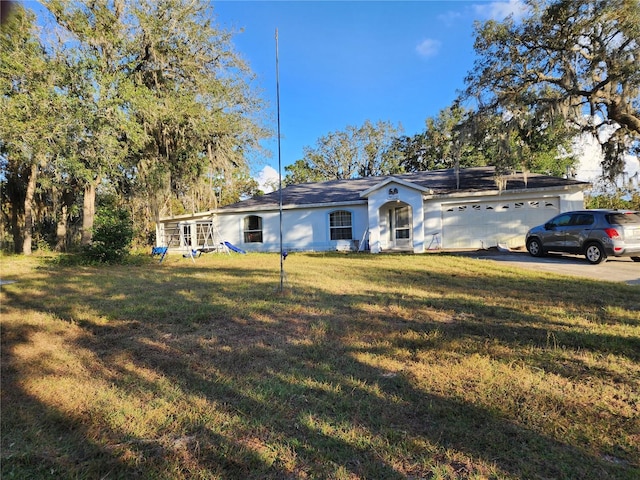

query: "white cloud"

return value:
[255, 165, 280, 193]
[415, 38, 441, 58]
[436, 10, 463, 26]
[473, 0, 529, 21]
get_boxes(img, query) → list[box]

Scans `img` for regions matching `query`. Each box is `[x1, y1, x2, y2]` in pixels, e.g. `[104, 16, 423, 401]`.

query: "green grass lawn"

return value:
[1, 252, 639, 479]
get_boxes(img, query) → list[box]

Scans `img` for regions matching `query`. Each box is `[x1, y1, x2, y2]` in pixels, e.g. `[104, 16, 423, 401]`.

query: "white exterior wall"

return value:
[558, 190, 585, 211]
[423, 203, 443, 251]
[215, 204, 369, 253]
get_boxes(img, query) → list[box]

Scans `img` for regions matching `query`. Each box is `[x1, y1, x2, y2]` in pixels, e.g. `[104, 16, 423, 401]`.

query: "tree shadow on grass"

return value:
[2, 258, 639, 479]
[346, 258, 640, 360]
[73, 317, 640, 478]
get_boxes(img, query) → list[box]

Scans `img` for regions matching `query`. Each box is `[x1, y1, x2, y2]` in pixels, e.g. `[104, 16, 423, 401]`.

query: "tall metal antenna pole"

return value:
[276, 28, 284, 292]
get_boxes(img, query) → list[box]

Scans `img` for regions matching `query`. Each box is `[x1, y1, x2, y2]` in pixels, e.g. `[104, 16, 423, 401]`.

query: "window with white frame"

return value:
[181, 223, 192, 247]
[243, 215, 263, 243]
[329, 210, 353, 240]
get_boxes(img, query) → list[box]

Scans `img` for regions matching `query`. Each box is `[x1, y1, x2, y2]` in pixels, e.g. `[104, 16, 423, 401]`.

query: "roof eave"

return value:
[422, 183, 591, 200]
[158, 210, 218, 222]
[216, 199, 368, 214]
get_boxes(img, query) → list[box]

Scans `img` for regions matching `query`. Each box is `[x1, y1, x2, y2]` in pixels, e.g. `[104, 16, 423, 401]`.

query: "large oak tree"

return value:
[463, 0, 640, 182]
[394, 105, 489, 173]
[284, 120, 402, 184]
[1, 1, 267, 253]
[0, 5, 67, 253]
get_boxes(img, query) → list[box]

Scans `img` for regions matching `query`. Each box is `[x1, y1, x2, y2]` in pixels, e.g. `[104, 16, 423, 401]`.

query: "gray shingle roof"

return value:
[221, 167, 590, 211]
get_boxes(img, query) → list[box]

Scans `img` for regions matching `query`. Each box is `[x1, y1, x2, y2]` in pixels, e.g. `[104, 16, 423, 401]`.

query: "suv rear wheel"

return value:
[526, 238, 544, 257]
[585, 242, 606, 264]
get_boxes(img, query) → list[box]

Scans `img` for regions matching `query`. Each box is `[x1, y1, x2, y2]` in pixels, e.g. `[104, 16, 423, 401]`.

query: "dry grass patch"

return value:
[1, 252, 639, 479]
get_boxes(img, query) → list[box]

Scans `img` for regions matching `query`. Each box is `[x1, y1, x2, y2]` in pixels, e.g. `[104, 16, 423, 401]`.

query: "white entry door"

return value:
[389, 205, 412, 249]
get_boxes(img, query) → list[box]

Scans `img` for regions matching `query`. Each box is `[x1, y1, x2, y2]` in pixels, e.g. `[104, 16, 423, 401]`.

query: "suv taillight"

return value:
[604, 228, 620, 239]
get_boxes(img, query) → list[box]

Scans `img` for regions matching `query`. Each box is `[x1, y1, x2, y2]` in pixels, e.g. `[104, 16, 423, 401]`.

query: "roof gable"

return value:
[359, 176, 432, 198]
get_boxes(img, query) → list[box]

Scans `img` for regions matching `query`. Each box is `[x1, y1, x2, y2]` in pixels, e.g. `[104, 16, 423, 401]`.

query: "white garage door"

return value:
[442, 198, 559, 249]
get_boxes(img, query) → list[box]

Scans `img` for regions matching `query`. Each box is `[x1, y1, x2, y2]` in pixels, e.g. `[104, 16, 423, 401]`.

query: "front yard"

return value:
[1, 252, 639, 479]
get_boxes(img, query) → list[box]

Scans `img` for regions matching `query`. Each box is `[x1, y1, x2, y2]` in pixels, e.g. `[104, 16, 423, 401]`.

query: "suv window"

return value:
[607, 212, 640, 225]
[571, 213, 594, 226]
[550, 214, 572, 227]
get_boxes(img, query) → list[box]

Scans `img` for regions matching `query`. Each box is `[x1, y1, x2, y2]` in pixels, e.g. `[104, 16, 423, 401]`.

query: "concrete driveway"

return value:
[458, 250, 640, 286]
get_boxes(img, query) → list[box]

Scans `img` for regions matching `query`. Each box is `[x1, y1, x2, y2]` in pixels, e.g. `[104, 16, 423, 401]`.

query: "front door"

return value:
[389, 205, 412, 249]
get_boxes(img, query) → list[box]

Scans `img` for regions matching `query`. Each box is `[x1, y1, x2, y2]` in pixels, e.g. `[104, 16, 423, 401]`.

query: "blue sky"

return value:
[211, 1, 528, 185]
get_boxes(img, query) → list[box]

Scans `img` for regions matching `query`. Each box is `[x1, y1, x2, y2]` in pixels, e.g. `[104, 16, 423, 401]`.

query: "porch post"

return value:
[368, 202, 381, 253]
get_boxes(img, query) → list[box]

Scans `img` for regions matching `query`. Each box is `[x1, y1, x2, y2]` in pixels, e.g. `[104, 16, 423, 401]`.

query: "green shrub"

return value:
[83, 205, 133, 264]
[585, 186, 640, 210]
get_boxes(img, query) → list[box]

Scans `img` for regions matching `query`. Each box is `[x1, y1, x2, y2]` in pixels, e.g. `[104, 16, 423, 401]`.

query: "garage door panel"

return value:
[442, 198, 559, 249]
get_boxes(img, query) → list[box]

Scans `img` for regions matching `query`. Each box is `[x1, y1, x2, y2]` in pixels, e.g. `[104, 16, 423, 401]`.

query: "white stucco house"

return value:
[156, 166, 590, 254]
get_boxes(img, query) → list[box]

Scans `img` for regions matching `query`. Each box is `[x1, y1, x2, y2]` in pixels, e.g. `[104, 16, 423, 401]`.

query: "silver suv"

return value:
[525, 209, 640, 264]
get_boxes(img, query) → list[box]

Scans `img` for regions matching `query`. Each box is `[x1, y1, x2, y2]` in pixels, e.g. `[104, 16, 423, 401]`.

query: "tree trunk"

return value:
[81, 182, 96, 246]
[22, 163, 38, 255]
[54, 189, 75, 252]
[55, 203, 68, 252]
[10, 202, 23, 254]
[3, 156, 26, 253]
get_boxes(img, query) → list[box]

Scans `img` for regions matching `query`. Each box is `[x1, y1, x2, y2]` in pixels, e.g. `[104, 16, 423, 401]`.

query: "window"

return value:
[181, 224, 192, 247]
[243, 215, 263, 243]
[571, 214, 594, 226]
[330, 210, 353, 240]
[550, 214, 572, 227]
[608, 212, 640, 225]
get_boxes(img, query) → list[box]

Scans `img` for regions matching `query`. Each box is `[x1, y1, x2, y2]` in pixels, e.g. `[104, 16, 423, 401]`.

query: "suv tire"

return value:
[585, 242, 606, 264]
[526, 238, 544, 257]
